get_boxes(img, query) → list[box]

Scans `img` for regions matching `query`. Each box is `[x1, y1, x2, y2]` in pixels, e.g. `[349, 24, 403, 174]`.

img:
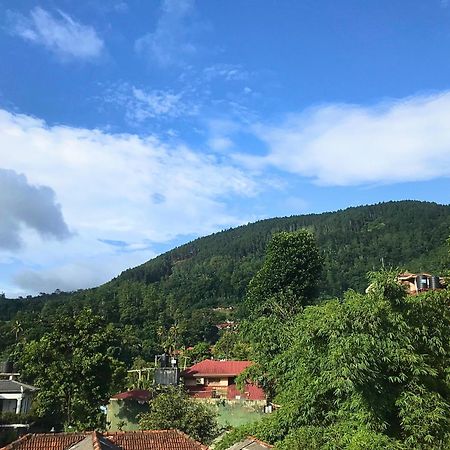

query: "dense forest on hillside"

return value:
[1, 200, 450, 363]
[118, 200, 450, 301]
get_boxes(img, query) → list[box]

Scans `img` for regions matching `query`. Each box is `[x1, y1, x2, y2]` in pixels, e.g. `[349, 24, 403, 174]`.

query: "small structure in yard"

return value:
[106, 389, 152, 431]
[0, 429, 209, 450]
[182, 360, 265, 402]
[153, 353, 180, 386]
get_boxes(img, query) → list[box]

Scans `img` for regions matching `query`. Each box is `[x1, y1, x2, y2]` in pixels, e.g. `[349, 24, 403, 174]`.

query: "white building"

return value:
[0, 379, 37, 415]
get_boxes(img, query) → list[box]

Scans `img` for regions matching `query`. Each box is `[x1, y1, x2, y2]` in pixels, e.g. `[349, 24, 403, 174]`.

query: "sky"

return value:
[1, 0, 450, 297]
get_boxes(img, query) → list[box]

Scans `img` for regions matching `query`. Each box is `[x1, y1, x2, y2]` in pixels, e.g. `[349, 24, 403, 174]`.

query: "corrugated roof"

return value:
[183, 360, 253, 377]
[1, 430, 208, 450]
[0, 380, 37, 394]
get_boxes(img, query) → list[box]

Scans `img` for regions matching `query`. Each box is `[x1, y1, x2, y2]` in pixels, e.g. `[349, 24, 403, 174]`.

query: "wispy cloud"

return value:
[203, 64, 249, 82]
[236, 91, 450, 186]
[135, 0, 202, 67]
[6, 7, 104, 60]
[104, 83, 198, 123]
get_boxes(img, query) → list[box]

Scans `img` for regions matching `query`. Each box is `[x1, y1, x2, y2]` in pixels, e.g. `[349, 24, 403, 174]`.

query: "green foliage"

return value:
[15, 308, 127, 431]
[0, 411, 37, 425]
[185, 342, 212, 365]
[245, 229, 322, 319]
[236, 230, 322, 394]
[238, 272, 450, 449]
[138, 387, 218, 444]
[1, 200, 450, 363]
[212, 331, 251, 360]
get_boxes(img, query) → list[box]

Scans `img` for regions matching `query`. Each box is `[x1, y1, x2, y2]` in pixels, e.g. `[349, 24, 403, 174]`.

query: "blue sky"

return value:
[1, 0, 450, 296]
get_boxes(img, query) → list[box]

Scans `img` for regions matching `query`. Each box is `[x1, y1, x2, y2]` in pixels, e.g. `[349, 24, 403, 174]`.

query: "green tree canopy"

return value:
[16, 308, 126, 430]
[139, 387, 218, 444]
[245, 229, 322, 320]
[226, 272, 450, 449]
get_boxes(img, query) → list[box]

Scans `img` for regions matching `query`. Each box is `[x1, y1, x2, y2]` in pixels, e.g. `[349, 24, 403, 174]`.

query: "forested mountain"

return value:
[1, 200, 449, 362]
[117, 200, 450, 303]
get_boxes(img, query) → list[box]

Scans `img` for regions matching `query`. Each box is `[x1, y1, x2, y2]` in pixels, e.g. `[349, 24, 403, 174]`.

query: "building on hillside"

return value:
[226, 436, 273, 449]
[215, 321, 236, 331]
[397, 272, 446, 294]
[0, 429, 208, 450]
[106, 389, 152, 431]
[365, 272, 447, 295]
[182, 360, 265, 402]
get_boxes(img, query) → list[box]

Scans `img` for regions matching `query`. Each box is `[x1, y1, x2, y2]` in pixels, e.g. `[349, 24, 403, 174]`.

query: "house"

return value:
[227, 436, 273, 449]
[0, 429, 209, 450]
[182, 360, 265, 402]
[397, 272, 445, 294]
[107, 390, 152, 431]
[365, 272, 446, 295]
[0, 379, 37, 415]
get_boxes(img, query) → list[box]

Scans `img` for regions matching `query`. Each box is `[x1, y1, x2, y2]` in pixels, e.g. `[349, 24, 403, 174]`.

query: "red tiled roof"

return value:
[106, 430, 208, 450]
[183, 360, 252, 377]
[111, 390, 152, 401]
[1, 430, 208, 450]
[0, 433, 87, 450]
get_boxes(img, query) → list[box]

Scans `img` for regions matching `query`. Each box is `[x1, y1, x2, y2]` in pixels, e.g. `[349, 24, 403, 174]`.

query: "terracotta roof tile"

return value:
[1, 431, 208, 450]
[106, 430, 208, 450]
[1, 433, 87, 450]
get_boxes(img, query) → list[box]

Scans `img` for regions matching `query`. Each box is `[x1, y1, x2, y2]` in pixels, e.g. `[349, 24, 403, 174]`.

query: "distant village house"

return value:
[182, 360, 265, 402]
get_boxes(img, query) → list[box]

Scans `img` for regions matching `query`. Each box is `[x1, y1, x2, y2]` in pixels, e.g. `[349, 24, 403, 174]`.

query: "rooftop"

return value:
[226, 436, 273, 449]
[183, 360, 253, 377]
[110, 390, 152, 402]
[0, 430, 208, 450]
[0, 380, 38, 394]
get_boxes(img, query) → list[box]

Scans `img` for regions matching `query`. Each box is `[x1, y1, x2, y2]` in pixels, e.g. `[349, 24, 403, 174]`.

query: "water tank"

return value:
[416, 274, 428, 291]
[430, 276, 442, 290]
[160, 353, 169, 368]
[0, 361, 13, 373]
[154, 368, 180, 386]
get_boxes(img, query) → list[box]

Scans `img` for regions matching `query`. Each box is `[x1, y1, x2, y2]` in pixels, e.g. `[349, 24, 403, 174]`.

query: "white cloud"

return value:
[242, 91, 450, 186]
[208, 136, 234, 152]
[0, 108, 257, 295]
[7, 7, 104, 60]
[203, 64, 249, 82]
[103, 83, 199, 124]
[104, 83, 198, 123]
[135, 0, 199, 67]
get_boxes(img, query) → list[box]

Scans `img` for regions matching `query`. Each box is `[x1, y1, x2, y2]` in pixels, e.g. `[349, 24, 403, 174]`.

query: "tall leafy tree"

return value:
[239, 230, 322, 393]
[16, 308, 126, 430]
[245, 229, 322, 319]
